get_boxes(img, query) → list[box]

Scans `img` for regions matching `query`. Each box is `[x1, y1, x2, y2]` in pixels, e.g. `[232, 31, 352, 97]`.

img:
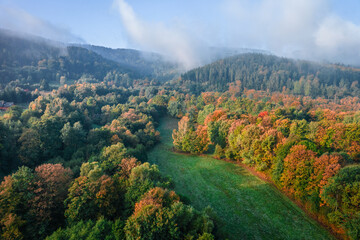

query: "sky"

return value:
[0, 0, 360, 68]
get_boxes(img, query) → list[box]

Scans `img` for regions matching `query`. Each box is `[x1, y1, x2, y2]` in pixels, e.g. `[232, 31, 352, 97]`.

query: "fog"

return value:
[114, 0, 360, 68]
[113, 0, 210, 70]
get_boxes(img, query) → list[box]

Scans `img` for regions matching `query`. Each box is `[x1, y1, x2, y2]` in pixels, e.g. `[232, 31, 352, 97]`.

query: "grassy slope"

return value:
[148, 117, 334, 240]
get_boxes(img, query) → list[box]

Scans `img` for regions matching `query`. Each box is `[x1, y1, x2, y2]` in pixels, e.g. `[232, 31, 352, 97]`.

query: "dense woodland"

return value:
[0, 83, 216, 239]
[0, 44, 137, 89]
[0, 29, 173, 104]
[180, 54, 360, 98]
[1, 29, 360, 239]
[171, 90, 360, 239]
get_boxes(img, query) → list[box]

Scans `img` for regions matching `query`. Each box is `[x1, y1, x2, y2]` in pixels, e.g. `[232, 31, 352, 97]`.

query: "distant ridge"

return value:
[179, 53, 360, 98]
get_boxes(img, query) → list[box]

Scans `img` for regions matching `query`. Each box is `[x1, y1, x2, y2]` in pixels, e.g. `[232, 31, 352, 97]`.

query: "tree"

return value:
[235, 124, 263, 166]
[0, 164, 74, 239]
[34, 116, 64, 160]
[18, 128, 42, 167]
[172, 116, 192, 151]
[125, 163, 172, 210]
[310, 154, 342, 198]
[0, 167, 34, 239]
[197, 105, 215, 124]
[64, 176, 98, 223]
[125, 204, 179, 240]
[193, 125, 209, 154]
[321, 166, 360, 240]
[167, 99, 185, 118]
[100, 142, 128, 174]
[207, 120, 229, 149]
[125, 201, 214, 240]
[172, 117, 209, 154]
[0, 122, 16, 172]
[46, 218, 123, 240]
[7, 105, 23, 121]
[134, 187, 180, 215]
[30, 164, 73, 237]
[64, 169, 126, 223]
[119, 158, 141, 179]
[281, 145, 317, 200]
[61, 121, 86, 159]
[272, 139, 297, 184]
[86, 128, 112, 155]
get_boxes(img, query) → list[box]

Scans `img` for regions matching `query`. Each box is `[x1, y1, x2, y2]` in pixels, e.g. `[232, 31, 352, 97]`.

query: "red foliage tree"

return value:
[258, 111, 269, 118]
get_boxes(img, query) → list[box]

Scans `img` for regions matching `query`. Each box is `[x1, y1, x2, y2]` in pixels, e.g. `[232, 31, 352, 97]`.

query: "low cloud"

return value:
[0, 6, 84, 44]
[314, 15, 360, 64]
[114, 0, 360, 67]
[113, 0, 209, 70]
[223, 0, 360, 65]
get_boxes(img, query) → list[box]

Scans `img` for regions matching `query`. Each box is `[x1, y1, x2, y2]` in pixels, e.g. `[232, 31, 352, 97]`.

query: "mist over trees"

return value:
[180, 53, 360, 98]
[1, 26, 360, 239]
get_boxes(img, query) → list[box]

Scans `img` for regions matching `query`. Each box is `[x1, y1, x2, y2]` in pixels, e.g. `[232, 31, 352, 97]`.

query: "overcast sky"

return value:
[0, 0, 360, 68]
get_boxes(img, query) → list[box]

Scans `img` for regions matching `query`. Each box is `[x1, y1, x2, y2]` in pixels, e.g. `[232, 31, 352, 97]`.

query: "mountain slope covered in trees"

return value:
[0, 30, 139, 87]
[82, 45, 180, 82]
[180, 53, 360, 98]
[0, 29, 179, 91]
[1, 28, 360, 239]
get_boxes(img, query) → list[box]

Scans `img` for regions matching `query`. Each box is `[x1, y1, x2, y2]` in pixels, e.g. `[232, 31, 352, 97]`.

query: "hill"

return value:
[0, 29, 145, 88]
[0, 29, 185, 94]
[82, 45, 180, 82]
[179, 53, 360, 98]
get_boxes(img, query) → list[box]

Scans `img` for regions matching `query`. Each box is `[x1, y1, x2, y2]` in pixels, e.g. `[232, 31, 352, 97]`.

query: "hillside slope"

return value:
[82, 45, 180, 82]
[0, 29, 149, 88]
[180, 53, 360, 98]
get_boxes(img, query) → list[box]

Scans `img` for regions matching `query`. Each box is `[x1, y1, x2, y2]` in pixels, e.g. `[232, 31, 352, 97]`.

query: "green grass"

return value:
[148, 117, 335, 240]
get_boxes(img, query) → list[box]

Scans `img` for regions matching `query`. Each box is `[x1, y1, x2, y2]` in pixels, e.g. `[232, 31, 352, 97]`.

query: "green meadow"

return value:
[148, 117, 334, 240]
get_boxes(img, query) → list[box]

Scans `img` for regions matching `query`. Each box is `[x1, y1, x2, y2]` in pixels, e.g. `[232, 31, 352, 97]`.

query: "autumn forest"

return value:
[0, 27, 360, 240]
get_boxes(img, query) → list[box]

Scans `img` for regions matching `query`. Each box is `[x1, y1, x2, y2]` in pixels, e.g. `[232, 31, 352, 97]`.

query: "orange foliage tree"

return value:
[308, 154, 342, 201]
[134, 187, 180, 216]
[281, 145, 317, 200]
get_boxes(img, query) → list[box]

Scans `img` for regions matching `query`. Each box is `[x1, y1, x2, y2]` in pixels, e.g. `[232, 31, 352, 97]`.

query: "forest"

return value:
[171, 90, 360, 239]
[0, 83, 216, 239]
[180, 53, 360, 98]
[0, 29, 360, 239]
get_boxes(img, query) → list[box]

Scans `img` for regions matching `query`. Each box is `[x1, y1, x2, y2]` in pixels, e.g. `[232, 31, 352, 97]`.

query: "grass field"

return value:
[148, 117, 334, 240]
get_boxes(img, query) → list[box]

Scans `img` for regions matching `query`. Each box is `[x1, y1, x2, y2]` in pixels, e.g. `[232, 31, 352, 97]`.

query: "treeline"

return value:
[0, 83, 216, 239]
[171, 90, 360, 239]
[180, 53, 360, 98]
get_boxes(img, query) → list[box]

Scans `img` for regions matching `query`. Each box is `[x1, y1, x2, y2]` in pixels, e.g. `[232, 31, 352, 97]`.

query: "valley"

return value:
[1, 23, 360, 239]
[148, 117, 334, 240]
